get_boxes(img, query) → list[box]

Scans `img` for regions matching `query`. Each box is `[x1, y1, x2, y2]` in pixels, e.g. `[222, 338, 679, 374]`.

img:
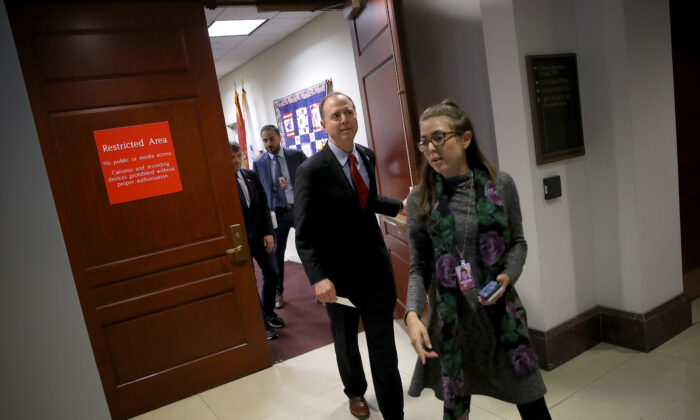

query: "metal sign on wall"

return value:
[526, 53, 585, 165]
[94, 121, 183, 204]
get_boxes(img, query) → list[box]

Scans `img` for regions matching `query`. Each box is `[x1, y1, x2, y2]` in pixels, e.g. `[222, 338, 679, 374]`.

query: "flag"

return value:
[241, 87, 260, 168]
[234, 88, 248, 168]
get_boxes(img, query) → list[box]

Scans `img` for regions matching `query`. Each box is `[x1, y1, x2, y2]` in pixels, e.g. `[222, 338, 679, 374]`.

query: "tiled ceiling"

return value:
[205, 6, 322, 79]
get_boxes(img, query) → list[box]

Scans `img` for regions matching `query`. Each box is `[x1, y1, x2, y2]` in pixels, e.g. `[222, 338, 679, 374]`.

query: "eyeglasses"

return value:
[417, 131, 458, 152]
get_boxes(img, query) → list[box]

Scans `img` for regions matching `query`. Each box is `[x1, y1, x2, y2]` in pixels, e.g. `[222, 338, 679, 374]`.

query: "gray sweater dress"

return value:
[405, 170, 546, 404]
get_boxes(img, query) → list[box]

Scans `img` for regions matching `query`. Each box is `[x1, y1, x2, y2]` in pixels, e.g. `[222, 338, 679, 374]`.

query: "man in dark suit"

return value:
[231, 142, 285, 340]
[294, 92, 405, 420]
[253, 125, 307, 309]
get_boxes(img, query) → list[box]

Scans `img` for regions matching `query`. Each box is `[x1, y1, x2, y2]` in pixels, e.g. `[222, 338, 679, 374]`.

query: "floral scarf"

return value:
[430, 168, 537, 420]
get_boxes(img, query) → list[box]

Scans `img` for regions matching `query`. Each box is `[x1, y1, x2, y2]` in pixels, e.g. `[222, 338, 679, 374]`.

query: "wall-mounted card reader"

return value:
[543, 176, 562, 200]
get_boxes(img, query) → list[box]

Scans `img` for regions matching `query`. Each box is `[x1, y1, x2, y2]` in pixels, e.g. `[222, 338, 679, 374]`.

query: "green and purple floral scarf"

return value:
[430, 168, 538, 420]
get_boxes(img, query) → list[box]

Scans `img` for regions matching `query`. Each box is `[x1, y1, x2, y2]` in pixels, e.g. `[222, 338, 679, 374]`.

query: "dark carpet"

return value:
[253, 261, 334, 363]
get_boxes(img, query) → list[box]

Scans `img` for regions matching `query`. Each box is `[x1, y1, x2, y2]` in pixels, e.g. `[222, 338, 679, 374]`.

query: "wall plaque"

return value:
[526, 53, 585, 165]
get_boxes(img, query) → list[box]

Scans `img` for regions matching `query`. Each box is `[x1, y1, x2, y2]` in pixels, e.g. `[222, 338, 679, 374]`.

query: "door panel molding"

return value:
[349, 0, 419, 317]
[8, 2, 270, 418]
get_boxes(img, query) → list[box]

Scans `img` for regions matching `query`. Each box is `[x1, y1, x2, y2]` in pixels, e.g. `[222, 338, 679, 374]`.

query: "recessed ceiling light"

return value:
[208, 19, 266, 37]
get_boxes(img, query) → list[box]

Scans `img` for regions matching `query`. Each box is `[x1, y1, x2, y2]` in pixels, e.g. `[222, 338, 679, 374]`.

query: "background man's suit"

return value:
[253, 148, 306, 297]
[294, 143, 404, 420]
[237, 168, 278, 324]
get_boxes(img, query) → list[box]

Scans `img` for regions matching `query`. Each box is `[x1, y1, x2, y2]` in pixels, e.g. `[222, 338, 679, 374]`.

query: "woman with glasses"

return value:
[404, 100, 550, 420]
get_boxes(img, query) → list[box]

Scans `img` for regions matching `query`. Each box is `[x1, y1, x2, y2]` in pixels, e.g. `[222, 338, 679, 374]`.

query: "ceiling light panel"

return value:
[208, 19, 266, 37]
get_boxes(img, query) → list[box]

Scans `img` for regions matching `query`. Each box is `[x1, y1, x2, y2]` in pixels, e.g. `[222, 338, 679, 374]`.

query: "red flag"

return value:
[241, 87, 260, 168]
[234, 90, 248, 168]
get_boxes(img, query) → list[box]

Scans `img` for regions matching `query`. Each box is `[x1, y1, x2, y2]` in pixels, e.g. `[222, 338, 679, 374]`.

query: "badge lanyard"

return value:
[455, 173, 475, 291]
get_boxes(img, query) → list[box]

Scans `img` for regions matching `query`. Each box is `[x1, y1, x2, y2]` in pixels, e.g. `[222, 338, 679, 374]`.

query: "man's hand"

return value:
[401, 186, 414, 210]
[314, 278, 337, 303]
[263, 235, 274, 253]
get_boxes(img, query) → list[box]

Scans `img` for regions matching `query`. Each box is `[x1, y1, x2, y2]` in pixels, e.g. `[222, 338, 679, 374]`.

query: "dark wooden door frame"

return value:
[670, 0, 700, 298]
[348, 0, 419, 318]
[7, 2, 271, 418]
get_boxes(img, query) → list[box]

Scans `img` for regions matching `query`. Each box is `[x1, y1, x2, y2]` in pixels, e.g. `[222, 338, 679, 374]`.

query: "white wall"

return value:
[402, 0, 498, 165]
[574, 0, 682, 312]
[479, 0, 547, 329]
[480, 0, 682, 329]
[0, 4, 111, 419]
[218, 11, 367, 263]
[218, 11, 368, 149]
[510, 0, 597, 328]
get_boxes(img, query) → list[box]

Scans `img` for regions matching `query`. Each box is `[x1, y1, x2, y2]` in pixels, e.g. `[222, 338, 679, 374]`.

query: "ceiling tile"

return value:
[240, 33, 285, 48]
[204, 8, 223, 26]
[275, 11, 320, 19]
[253, 17, 312, 36]
[212, 48, 230, 60]
[215, 6, 278, 21]
[209, 35, 246, 50]
[219, 46, 264, 60]
[207, 7, 329, 79]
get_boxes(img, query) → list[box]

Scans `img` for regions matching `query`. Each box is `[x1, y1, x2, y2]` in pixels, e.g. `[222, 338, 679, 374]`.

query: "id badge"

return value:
[456, 261, 475, 291]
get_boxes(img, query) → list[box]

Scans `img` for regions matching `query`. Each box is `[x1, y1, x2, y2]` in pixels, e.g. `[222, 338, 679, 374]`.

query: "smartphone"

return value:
[478, 280, 504, 303]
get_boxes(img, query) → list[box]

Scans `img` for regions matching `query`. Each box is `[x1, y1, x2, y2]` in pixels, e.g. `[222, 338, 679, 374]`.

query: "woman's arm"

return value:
[405, 188, 433, 316]
[498, 172, 528, 285]
[405, 187, 439, 363]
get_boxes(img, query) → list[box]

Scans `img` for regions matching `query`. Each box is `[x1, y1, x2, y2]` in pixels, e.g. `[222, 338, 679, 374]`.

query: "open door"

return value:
[348, 0, 419, 317]
[671, 0, 700, 298]
[7, 1, 270, 418]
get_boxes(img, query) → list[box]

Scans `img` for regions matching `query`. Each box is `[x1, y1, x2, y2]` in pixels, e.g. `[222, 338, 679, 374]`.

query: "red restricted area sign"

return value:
[94, 121, 183, 205]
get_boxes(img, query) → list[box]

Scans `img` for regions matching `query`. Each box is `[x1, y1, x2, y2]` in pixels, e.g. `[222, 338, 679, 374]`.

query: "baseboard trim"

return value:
[529, 306, 601, 370]
[530, 294, 692, 370]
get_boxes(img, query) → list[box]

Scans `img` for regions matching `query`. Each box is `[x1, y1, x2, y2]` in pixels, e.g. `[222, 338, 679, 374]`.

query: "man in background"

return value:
[253, 125, 307, 309]
[294, 92, 405, 420]
[231, 142, 284, 339]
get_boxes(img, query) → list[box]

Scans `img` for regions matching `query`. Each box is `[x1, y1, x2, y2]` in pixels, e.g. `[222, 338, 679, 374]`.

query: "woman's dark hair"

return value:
[416, 99, 497, 221]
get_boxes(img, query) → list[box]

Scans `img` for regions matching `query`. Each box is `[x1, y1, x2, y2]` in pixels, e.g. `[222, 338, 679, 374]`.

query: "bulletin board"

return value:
[273, 80, 331, 156]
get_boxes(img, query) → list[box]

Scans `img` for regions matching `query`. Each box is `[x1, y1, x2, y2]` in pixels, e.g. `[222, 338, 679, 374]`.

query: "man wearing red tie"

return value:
[294, 92, 405, 420]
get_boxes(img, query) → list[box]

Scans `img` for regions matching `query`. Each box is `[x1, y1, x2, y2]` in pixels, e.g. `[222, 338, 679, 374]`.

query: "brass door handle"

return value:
[226, 224, 248, 262]
[225, 245, 243, 254]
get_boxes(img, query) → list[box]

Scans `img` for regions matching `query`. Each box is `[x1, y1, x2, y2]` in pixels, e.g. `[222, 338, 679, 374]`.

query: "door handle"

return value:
[227, 224, 248, 262]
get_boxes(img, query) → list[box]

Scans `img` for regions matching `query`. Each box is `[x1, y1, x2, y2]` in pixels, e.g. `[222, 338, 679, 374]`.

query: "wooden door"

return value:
[671, 0, 700, 298]
[348, 0, 419, 317]
[7, 2, 270, 419]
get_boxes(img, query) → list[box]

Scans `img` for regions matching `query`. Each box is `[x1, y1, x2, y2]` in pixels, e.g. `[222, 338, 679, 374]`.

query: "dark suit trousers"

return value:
[273, 206, 294, 295]
[248, 233, 279, 320]
[326, 292, 404, 420]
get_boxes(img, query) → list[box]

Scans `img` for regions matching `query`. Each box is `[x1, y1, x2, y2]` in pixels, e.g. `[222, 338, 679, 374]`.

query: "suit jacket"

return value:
[253, 147, 307, 209]
[237, 168, 273, 239]
[294, 143, 402, 298]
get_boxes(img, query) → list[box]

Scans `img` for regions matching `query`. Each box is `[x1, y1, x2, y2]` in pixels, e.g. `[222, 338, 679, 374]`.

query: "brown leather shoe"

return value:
[349, 396, 369, 419]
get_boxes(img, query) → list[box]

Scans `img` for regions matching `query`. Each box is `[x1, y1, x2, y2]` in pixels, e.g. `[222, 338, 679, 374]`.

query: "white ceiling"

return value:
[205, 6, 322, 79]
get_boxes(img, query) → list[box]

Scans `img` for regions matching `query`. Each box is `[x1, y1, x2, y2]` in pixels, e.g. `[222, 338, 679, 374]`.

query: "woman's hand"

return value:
[478, 273, 511, 306]
[406, 311, 439, 365]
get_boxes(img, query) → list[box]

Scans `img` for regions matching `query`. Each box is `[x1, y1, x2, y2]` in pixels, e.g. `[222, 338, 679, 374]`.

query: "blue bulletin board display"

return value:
[273, 80, 330, 157]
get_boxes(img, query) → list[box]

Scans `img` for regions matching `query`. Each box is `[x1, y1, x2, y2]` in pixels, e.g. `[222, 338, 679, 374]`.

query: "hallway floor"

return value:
[133, 298, 700, 419]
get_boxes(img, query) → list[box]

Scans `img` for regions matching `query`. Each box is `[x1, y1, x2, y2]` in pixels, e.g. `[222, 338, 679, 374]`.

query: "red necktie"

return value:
[348, 154, 369, 210]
